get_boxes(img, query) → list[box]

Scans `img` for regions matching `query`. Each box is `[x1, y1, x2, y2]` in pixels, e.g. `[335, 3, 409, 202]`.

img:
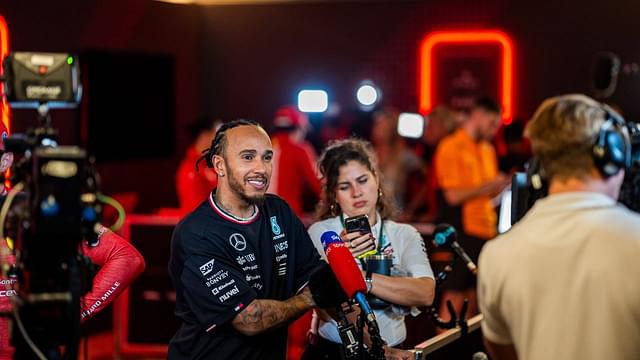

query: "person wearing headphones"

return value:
[478, 94, 640, 360]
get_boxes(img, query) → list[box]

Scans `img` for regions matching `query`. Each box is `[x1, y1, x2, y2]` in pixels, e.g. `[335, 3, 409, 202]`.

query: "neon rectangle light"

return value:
[419, 30, 514, 123]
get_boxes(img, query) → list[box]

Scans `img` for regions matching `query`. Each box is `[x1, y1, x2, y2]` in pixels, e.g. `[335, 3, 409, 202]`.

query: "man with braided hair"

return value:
[168, 120, 339, 360]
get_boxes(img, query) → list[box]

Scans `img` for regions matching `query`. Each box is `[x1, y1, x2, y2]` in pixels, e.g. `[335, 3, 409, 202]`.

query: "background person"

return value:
[434, 97, 509, 319]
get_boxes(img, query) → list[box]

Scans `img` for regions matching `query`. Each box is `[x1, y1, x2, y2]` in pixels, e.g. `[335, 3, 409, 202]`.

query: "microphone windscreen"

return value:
[472, 352, 489, 360]
[321, 231, 366, 298]
[321, 230, 342, 251]
[433, 223, 456, 247]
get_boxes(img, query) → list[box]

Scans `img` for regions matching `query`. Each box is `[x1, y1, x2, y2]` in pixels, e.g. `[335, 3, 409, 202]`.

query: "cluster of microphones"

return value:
[321, 231, 380, 330]
[318, 224, 480, 359]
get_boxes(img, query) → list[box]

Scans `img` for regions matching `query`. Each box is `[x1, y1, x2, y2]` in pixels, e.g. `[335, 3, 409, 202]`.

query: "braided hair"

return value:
[195, 119, 261, 172]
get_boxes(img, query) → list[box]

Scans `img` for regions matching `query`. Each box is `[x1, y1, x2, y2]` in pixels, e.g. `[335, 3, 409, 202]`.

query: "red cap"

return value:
[273, 105, 310, 130]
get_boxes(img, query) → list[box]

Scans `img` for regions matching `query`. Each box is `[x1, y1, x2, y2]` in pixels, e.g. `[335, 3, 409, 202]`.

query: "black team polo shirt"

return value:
[168, 191, 322, 360]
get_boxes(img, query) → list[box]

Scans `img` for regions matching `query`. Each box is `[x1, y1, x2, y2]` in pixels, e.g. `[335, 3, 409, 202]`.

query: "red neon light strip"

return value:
[0, 15, 9, 134]
[0, 15, 9, 190]
[419, 30, 514, 122]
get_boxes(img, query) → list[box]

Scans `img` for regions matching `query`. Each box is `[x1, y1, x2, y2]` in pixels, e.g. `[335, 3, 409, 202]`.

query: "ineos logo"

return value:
[229, 233, 247, 251]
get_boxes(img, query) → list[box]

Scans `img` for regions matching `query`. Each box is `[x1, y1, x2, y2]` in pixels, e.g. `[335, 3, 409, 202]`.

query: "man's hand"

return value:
[299, 286, 315, 307]
[340, 229, 375, 258]
[444, 172, 512, 206]
[486, 173, 511, 198]
[384, 346, 414, 360]
[307, 262, 348, 309]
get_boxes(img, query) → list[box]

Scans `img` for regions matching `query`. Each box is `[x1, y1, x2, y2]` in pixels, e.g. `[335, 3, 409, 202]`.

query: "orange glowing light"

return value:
[419, 30, 514, 123]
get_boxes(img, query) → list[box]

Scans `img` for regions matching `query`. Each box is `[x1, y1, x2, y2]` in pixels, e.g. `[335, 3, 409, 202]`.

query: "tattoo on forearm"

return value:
[233, 292, 312, 335]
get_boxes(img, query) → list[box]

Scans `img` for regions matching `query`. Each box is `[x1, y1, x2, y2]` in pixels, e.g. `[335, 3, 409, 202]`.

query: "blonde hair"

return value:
[525, 94, 610, 180]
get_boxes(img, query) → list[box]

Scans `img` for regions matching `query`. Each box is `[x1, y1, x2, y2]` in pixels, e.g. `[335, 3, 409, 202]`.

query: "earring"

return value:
[218, 172, 224, 177]
[330, 203, 337, 216]
[378, 188, 383, 198]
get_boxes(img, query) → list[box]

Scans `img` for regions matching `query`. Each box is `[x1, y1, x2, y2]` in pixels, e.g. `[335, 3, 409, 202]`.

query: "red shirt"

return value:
[0, 226, 145, 359]
[270, 133, 321, 216]
[176, 147, 218, 215]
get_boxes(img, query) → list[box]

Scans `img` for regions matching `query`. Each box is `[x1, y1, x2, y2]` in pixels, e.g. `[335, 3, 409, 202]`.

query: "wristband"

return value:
[365, 270, 373, 294]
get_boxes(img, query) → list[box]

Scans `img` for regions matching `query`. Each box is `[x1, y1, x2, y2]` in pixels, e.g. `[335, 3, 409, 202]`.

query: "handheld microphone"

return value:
[433, 224, 477, 275]
[321, 231, 379, 328]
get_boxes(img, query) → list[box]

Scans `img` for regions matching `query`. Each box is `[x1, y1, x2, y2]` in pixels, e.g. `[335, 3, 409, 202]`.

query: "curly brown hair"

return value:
[316, 138, 396, 220]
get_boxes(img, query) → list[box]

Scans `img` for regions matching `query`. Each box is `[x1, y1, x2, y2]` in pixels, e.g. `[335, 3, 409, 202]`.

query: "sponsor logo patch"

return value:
[219, 285, 240, 302]
[212, 279, 236, 295]
[199, 258, 216, 276]
[229, 233, 247, 251]
[270, 216, 281, 235]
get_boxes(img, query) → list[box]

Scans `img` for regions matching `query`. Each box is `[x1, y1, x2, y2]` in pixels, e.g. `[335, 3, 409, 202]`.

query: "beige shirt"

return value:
[479, 192, 640, 360]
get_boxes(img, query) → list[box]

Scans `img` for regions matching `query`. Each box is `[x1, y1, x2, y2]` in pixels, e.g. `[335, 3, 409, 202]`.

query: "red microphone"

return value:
[321, 231, 366, 297]
[321, 231, 378, 329]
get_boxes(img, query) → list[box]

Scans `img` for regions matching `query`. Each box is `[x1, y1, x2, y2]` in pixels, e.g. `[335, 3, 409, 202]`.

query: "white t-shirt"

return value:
[479, 192, 640, 360]
[307, 214, 434, 346]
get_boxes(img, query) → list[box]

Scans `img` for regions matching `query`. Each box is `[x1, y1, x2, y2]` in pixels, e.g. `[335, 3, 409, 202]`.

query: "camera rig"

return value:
[1, 52, 100, 360]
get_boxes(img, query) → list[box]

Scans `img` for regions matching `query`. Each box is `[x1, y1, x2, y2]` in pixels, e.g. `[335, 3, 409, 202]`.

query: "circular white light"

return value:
[356, 85, 378, 106]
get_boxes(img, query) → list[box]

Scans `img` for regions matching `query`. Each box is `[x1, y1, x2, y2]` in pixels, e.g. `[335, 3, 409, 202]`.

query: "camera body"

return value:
[1, 51, 98, 359]
[3, 52, 81, 108]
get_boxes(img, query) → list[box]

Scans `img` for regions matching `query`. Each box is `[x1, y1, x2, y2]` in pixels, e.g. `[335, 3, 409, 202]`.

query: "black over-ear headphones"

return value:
[592, 106, 631, 178]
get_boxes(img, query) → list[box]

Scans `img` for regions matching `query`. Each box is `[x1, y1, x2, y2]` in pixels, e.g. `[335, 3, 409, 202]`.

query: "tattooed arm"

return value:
[231, 287, 315, 336]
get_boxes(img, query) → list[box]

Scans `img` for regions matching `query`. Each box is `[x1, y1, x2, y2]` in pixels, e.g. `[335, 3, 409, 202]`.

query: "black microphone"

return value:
[433, 224, 477, 275]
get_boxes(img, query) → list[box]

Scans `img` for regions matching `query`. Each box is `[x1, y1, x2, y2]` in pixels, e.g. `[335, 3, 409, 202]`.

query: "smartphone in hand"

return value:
[344, 214, 376, 258]
[344, 214, 372, 234]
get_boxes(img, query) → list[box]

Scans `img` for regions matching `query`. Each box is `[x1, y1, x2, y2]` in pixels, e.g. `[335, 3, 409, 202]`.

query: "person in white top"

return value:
[478, 94, 640, 360]
[302, 138, 435, 360]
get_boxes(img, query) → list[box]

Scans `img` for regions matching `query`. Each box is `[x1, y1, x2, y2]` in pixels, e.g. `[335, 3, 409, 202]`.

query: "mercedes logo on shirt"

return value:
[229, 233, 247, 251]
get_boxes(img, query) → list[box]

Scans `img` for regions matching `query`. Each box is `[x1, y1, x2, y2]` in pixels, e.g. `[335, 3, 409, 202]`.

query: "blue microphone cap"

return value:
[433, 226, 455, 247]
[321, 231, 342, 251]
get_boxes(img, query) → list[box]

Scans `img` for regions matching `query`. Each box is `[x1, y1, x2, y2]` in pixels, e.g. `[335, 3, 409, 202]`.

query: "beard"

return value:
[227, 169, 267, 206]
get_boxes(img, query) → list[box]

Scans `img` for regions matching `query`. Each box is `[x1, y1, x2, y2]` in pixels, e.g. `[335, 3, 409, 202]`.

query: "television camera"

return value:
[1, 51, 100, 360]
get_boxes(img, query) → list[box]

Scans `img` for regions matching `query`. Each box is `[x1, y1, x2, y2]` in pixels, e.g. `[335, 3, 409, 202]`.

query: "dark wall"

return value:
[0, 0, 202, 211]
[200, 0, 640, 123]
[201, 0, 509, 123]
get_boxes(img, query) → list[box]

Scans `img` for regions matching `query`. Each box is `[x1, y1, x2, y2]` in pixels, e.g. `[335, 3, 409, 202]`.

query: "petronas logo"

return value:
[270, 216, 281, 236]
